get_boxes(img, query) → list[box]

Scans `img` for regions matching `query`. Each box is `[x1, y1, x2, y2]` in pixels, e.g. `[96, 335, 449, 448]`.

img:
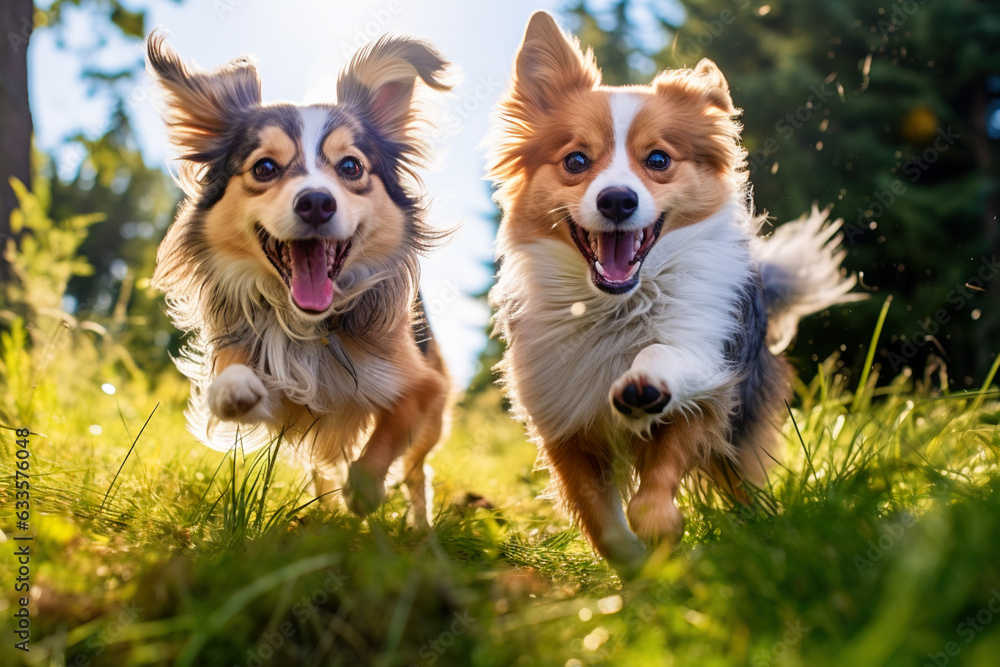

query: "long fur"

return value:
[756, 204, 863, 353]
[146, 30, 262, 196]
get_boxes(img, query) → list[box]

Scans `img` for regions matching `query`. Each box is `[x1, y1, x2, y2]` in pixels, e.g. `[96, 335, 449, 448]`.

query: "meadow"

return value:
[2, 211, 1000, 667]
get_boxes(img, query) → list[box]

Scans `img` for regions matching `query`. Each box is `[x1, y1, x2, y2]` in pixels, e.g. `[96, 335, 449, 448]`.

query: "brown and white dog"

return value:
[488, 12, 857, 567]
[146, 32, 453, 525]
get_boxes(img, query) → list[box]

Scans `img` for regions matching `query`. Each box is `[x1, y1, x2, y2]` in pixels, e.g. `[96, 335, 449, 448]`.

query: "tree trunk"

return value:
[0, 0, 34, 283]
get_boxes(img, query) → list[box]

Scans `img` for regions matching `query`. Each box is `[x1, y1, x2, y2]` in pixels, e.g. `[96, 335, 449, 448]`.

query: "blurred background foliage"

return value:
[1, 0, 182, 385]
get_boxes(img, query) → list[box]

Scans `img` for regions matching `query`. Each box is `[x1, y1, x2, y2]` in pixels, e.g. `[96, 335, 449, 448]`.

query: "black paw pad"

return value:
[613, 380, 671, 417]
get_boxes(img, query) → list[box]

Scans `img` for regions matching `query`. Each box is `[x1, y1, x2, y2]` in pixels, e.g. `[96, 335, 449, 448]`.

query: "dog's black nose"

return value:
[294, 190, 336, 227]
[596, 187, 638, 223]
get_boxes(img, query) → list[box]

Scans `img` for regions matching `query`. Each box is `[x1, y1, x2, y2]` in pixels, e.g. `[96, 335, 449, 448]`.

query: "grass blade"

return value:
[852, 296, 892, 412]
[971, 351, 1000, 413]
[101, 402, 158, 512]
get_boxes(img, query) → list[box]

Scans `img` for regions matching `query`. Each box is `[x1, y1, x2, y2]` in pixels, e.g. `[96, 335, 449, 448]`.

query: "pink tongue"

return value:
[597, 231, 636, 282]
[289, 240, 334, 312]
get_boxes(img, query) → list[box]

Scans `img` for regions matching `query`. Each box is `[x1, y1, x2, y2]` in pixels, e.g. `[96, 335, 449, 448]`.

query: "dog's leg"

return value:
[627, 420, 702, 546]
[311, 463, 344, 506]
[344, 372, 446, 518]
[400, 383, 448, 529]
[545, 439, 646, 571]
[206, 347, 272, 423]
[343, 400, 415, 517]
[609, 343, 729, 434]
[401, 459, 429, 528]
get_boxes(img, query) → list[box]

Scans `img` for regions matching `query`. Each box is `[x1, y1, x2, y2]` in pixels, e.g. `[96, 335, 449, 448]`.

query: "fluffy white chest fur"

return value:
[492, 202, 756, 444]
[177, 294, 407, 453]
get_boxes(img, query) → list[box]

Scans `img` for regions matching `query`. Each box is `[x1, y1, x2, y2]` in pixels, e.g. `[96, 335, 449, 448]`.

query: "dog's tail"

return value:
[755, 204, 863, 353]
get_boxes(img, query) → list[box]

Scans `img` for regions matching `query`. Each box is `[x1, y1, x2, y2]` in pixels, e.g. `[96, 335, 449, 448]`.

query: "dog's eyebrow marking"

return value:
[314, 111, 361, 171]
[321, 109, 356, 144]
[252, 105, 302, 150]
[267, 106, 303, 143]
[198, 108, 301, 208]
[236, 106, 305, 176]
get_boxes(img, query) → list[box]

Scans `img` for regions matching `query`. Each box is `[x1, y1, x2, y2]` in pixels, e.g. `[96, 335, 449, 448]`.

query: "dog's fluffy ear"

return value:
[691, 59, 735, 113]
[487, 12, 600, 191]
[145, 29, 261, 163]
[512, 11, 601, 114]
[656, 58, 735, 115]
[337, 35, 453, 158]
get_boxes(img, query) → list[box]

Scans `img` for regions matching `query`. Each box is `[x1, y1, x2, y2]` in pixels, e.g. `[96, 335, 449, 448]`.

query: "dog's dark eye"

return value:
[251, 158, 280, 182]
[563, 152, 590, 174]
[646, 150, 671, 171]
[337, 157, 364, 180]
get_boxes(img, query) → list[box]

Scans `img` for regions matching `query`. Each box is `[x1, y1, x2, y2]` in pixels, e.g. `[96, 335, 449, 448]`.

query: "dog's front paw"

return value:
[207, 365, 267, 422]
[610, 371, 672, 419]
[628, 493, 685, 546]
[343, 462, 387, 517]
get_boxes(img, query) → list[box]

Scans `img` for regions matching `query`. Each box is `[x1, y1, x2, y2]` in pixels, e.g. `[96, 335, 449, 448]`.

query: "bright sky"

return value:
[28, 0, 679, 389]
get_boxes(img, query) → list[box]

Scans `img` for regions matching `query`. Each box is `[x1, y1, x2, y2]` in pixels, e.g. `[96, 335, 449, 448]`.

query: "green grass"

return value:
[2, 310, 1000, 667]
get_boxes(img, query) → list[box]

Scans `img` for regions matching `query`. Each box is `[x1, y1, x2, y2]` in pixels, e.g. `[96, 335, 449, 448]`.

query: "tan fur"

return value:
[543, 433, 646, 566]
[628, 418, 706, 543]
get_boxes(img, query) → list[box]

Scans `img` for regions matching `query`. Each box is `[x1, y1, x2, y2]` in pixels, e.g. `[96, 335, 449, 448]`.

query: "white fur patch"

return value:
[608, 342, 730, 436]
[207, 364, 270, 422]
[599, 488, 645, 554]
[178, 281, 405, 453]
[577, 93, 656, 233]
[299, 106, 329, 175]
[754, 204, 862, 353]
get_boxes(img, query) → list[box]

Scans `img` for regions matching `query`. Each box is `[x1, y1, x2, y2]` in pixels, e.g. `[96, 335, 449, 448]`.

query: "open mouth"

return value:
[568, 213, 665, 294]
[256, 225, 352, 313]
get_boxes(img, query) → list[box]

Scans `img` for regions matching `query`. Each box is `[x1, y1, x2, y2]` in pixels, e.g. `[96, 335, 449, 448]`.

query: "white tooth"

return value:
[594, 260, 606, 277]
[633, 232, 641, 253]
[626, 262, 640, 279]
